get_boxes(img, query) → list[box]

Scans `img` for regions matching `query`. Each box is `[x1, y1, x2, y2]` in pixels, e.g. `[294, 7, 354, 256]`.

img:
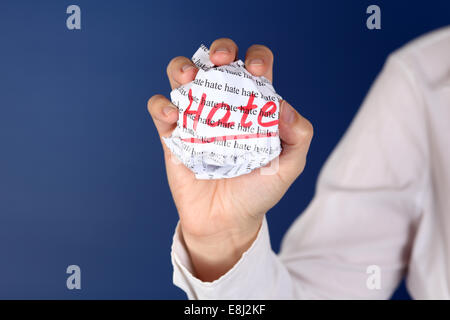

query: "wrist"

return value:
[180, 219, 263, 282]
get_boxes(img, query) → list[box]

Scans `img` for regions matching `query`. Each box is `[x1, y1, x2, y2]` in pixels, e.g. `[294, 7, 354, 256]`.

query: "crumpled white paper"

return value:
[163, 44, 282, 179]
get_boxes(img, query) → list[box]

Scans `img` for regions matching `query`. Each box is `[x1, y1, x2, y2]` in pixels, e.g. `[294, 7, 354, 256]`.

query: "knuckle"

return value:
[211, 38, 237, 50]
[299, 118, 314, 141]
[166, 56, 188, 75]
[147, 94, 165, 113]
[248, 44, 274, 61]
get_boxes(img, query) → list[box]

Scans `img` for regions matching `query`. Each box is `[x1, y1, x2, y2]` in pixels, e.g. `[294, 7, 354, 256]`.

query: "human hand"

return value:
[147, 38, 313, 281]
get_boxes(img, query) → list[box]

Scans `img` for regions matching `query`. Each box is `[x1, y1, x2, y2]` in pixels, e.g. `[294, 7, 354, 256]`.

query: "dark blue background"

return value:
[0, 0, 448, 299]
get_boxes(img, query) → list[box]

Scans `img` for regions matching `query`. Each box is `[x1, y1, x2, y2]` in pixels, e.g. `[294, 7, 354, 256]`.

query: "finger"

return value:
[209, 38, 238, 66]
[277, 100, 314, 183]
[245, 44, 274, 82]
[147, 94, 179, 138]
[167, 56, 198, 90]
[147, 95, 196, 185]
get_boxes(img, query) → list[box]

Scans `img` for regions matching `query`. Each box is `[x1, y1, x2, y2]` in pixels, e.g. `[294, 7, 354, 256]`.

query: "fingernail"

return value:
[281, 102, 295, 124]
[182, 64, 194, 72]
[247, 58, 264, 65]
[214, 47, 230, 54]
[163, 105, 177, 116]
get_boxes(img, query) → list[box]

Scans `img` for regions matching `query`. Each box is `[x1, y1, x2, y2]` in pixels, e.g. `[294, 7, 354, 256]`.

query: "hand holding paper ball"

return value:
[147, 39, 313, 282]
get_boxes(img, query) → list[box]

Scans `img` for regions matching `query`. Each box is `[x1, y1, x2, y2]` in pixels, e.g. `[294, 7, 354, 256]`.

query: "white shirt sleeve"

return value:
[170, 52, 427, 299]
[171, 216, 295, 299]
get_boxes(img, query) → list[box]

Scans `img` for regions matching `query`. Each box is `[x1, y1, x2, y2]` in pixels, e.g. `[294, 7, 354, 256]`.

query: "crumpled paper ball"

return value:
[163, 44, 282, 179]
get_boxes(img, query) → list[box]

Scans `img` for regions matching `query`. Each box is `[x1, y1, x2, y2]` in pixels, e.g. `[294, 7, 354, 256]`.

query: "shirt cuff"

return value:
[170, 216, 273, 299]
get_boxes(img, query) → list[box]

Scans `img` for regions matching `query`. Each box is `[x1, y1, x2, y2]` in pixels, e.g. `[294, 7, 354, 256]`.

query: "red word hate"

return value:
[183, 89, 279, 131]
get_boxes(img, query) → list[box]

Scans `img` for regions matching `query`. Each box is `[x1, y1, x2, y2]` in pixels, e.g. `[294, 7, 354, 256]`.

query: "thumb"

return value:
[277, 100, 314, 184]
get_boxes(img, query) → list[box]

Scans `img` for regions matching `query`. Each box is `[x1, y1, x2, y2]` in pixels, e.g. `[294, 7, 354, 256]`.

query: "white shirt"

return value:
[170, 26, 450, 299]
